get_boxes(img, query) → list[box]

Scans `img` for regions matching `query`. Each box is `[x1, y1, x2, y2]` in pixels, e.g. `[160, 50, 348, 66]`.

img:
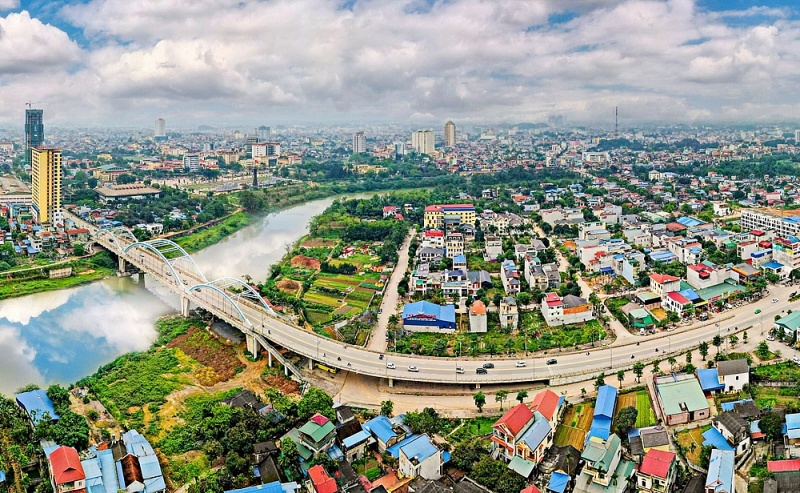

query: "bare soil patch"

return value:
[168, 326, 244, 381]
[277, 278, 301, 293]
[291, 254, 321, 270]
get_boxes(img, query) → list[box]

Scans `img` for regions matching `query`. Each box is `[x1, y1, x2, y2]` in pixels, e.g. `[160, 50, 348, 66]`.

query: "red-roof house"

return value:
[767, 458, 800, 473]
[520, 486, 541, 493]
[308, 464, 338, 493]
[491, 404, 534, 460]
[48, 446, 86, 492]
[530, 389, 562, 429]
[649, 273, 681, 296]
[635, 449, 676, 492]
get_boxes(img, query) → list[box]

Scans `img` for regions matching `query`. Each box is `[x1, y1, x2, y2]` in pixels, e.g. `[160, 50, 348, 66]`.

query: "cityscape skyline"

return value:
[2, 0, 800, 127]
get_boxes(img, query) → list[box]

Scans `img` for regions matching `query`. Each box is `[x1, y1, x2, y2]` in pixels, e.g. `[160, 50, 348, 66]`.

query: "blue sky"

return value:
[1, 0, 800, 126]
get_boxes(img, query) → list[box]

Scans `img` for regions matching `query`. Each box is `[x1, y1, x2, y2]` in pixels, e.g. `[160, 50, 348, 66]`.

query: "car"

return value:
[483, 362, 495, 369]
[766, 335, 775, 341]
[407, 365, 419, 372]
[456, 367, 465, 374]
[546, 358, 558, 365]
[378, 308, 382, 314]
[755, 309, 762, 314]
[515, 361, 526, 367]
[476, 367, 488, 374]
[793, 357, 800, 365]
[772, 298, 779, 303]
[386, 362, 396, 369]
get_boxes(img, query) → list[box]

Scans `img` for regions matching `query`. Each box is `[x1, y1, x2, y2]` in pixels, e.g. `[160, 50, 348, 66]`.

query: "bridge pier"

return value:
[388, 378, 394, 388]
[284, 365, 289, 377]
[308, 359, 314, 370]
[475, 383, 481, 389]
[180, 296, 191, 317]
[246, 333, 261, 358]
[268, 352, 273, 367]
[118, 257, 126, 273]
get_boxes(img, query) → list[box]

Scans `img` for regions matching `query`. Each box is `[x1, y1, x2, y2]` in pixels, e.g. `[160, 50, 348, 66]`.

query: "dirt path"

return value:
[368, 228, 415, 352]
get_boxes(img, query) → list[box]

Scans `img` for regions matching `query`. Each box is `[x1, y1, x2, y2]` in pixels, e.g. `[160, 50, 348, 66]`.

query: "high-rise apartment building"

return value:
[444, 121, 456, 147]
[183, 154, 200, 173]
[412, 130, 435, 155]
[31, 147, 63, 225]
[155, 118, 167, 141]
[257, 126, 271, 140]
[795, 129, 800, 144]
[353, 131, 366, 154]
[393, 142, 407, 158]
[25, 109, 44, 164]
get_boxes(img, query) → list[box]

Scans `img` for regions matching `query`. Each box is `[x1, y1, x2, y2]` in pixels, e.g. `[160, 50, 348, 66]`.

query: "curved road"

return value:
[91, 225, 795, 386]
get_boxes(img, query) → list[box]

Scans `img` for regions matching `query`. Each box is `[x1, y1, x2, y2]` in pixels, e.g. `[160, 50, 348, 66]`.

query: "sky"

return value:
[1, 0, 800, 128]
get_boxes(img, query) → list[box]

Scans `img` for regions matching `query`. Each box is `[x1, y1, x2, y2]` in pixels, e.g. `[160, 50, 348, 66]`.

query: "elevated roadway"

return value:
[91, 226, 796, 387]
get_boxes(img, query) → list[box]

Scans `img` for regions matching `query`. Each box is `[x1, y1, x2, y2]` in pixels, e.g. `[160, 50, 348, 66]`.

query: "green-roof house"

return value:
[574, 434, 635, 493]
[297, 413, 337, 456]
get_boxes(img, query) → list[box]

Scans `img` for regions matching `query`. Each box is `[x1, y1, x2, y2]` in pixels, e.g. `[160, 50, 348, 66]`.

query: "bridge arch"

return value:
[96, 226, 138, 253]
[123, 239, 207, 287]
[187, 283, 253, 328]
[201, 277, 277, 317]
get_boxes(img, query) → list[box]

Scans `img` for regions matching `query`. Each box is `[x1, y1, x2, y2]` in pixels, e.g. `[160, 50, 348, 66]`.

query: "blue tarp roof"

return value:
[697, 369, 724, 392]
[720, 399, 754, 412]
[364, 415, 397, 444]
[548, 471, 570, 493]
[702, 428, 734, 451]
[679, 288, 701, 303]
[402, 301, 456, 324]
[763, 261, 784, 270]
[786, 413, 800, 430]
[342, 429, 370, 449]
[588, 417, 612, 442]
[15, 389, 59, 424]
[595, 385, 617, 419]
[397, 434, 438, 463]
[386, 434, 421, 459]
[225, 481, 285, 493]
[677, 216, 706, 228]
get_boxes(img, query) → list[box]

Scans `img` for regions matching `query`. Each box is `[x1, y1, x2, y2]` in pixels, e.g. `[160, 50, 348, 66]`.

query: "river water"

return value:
[0, 193, 378, 394]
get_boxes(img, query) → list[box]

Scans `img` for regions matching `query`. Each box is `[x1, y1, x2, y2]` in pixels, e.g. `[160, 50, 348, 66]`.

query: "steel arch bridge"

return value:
[123, 238, 208, 287]
[96, 226, 138, 252]
[188, 277, 277, 328]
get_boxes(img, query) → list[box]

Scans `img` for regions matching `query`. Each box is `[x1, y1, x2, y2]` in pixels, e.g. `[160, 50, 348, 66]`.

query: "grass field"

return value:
[676, 424, 711, 465]
[617, 390, 656, 428]
[554, 403, 594, 451]
[753, 386, 800, 409]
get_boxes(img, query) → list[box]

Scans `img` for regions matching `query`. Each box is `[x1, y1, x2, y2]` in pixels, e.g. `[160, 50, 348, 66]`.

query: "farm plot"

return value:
[617, 390, 656, 428]
[554, 402, 594, 451]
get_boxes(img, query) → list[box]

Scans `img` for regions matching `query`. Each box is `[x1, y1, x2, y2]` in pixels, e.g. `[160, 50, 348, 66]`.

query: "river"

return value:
[0, 192, 378, 394]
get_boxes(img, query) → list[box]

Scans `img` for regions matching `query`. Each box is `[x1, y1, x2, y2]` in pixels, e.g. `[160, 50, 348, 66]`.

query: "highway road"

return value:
[91, 225, 798, 386]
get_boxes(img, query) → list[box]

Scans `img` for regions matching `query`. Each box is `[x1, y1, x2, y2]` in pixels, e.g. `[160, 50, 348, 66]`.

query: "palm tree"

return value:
[616, 369, 625, 388]
[667, 356, 677, 371]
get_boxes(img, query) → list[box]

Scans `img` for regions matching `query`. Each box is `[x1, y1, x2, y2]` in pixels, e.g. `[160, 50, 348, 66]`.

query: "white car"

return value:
[766, 335, 775, 341]
[408, 365, 419, 372]
[515, 361, 527, 367]
[772, 298, 779, 303]
[386, 362, 396, 369]
[793, 356, 800, 365]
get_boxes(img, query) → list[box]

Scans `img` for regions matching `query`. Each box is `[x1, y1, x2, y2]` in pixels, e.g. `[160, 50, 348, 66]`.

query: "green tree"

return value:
[46, 385, 71, 414]
[474, 391, 486, 413]
[72, 243, 85, 256]
[615, 406, 638, 436]
[297, 387, 334, 420]
[632, 362, 645, 383]
[712, 335, 723, 355]
[667, 356, 677, 371]
[756, 341, 771, 360]
[516, 390, 528, 404]
[404, 408, 439, 436]
[698, 445, 713, 469]
[699, 341, 709, 360]
[450, 438, 484, 472]
[685, 350, 692, 365]
[743, 330, 748, 343]
[729, 334, 739, 347]
[471, 456, 506, 490]
[495, 390, 509, 411]
[380, 400, 394, 417]
[517, 292, 532, 306]
[651, 359, 661, 375]
[759, 412, 784, 442]
[594, 372, 606, 390]
[616, 369, 625, 388]
[278, 438, 300, 472]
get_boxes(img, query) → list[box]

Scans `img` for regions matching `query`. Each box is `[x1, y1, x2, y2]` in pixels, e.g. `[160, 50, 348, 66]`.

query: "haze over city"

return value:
[2, 0, 800, 127]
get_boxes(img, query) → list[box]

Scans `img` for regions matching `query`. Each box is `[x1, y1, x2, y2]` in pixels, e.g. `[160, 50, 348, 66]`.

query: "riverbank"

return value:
[0, 252, 117, 300]
[173, 211, 251, 253]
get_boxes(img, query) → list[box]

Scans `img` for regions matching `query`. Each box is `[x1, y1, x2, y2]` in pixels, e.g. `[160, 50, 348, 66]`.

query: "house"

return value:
[485, 236, 503, 261]
[655, 376, 710, 426]
[530, 389, 564, 430]
[635, 449, 677, 493]
[712, 412, 751, 457]
[573, 435, 634, 493]
[716, 359, 750, 392]
[541, 293, 594, 327]
[364, 415, 408, 453]
[705, 450, 735, 493]
[47, 446, 86, 493]
[587, 385, 617, 443]
[783, 413, 800, 458]
[468, 300, 488, 333]
[491, 403, 535, 462]
[628, 426, 670, 459]
[662, 291, 693, 316]
[298, 414, 337, 456]
[308, 465, 338, 493]
[501, 260, 520, 294]
[499, 297, 519, 331]
[15, 389, 60, 425]
[117, 429, 168, 493]
[398, 434, 442, 480]
[335, 406, 371, 463]
[513, 414, 554, 469]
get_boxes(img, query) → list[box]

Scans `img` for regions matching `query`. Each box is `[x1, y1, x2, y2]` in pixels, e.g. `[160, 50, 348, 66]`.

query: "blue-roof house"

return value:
[705, 449, 734, 493]
[364, 415, 408, 453]
[586, 385, 617, 444]
[15, 389, 59, 426]
[397, 434, 442, 480]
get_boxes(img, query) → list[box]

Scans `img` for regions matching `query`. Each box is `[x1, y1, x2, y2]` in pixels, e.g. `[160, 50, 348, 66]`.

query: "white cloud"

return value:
[1, 0, 800, 125]
[0, 325, 44, 395]
[0, 11, 81, 74]
[0, 289, 73, 325]
[0, 0, 18, 11]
